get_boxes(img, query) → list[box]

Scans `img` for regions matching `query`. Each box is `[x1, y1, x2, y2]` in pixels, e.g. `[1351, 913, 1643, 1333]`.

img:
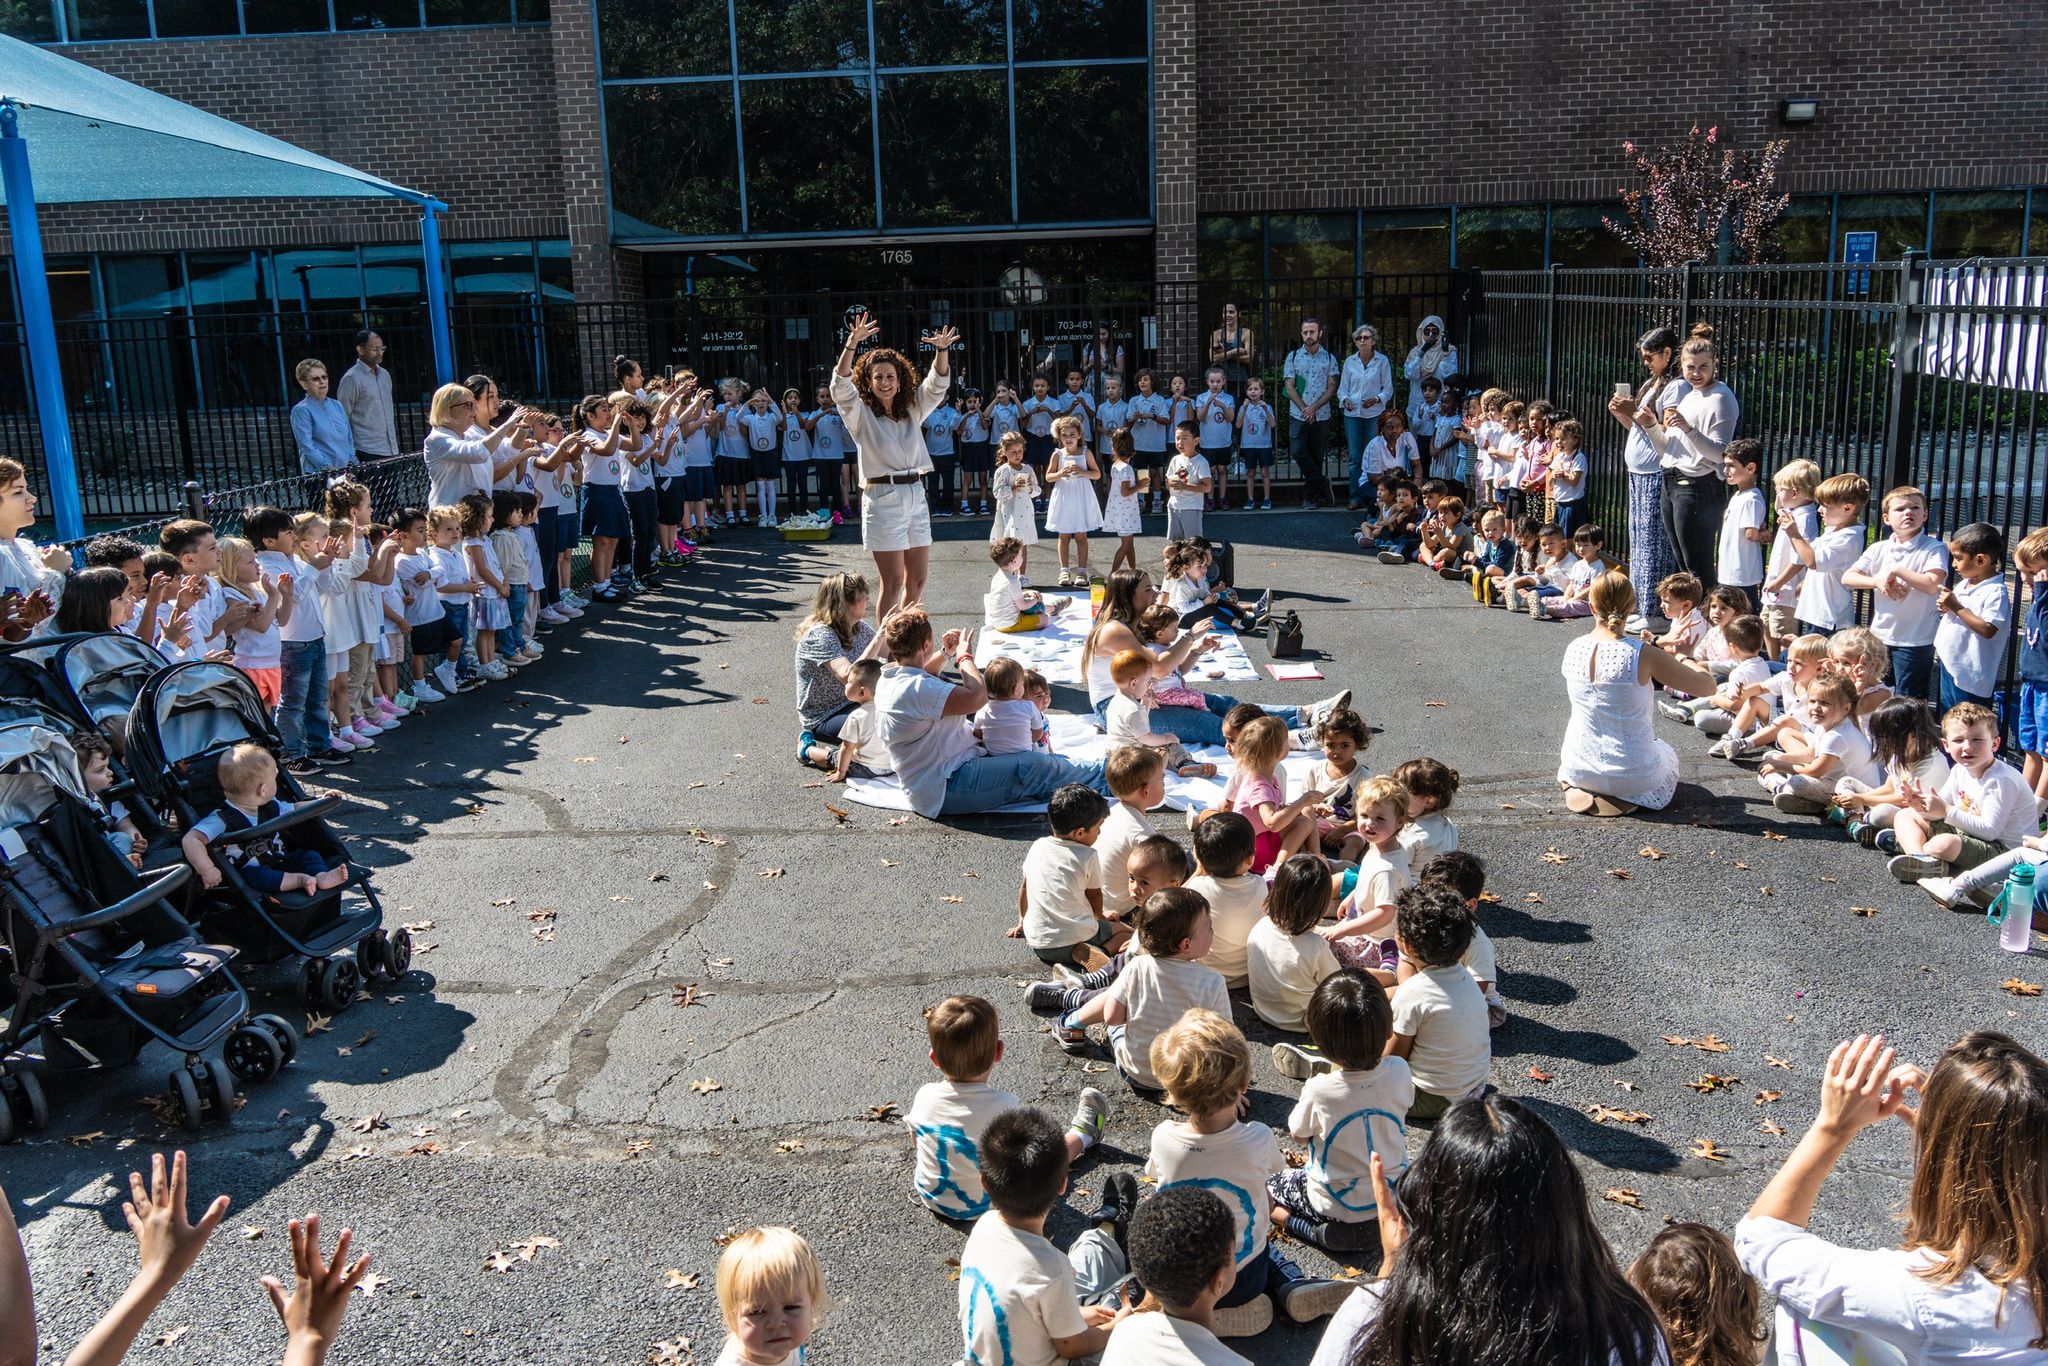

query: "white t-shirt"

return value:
[1934, 575, 2011, 699]
[1851, 533, 1949, 646]
[1340, 843, 1410, 920]
[1721, 654, 1772, 703]
[1463, 924, 1506, 1016]
[713, 1337, 801, 1366]
[1247, 919, 1340, 1032]
[838, 701, 894, 775]
[1101, 1311, 1250, 1366]
[874, 664, 980, 819]
[222, 583, 280, 669]
[1549, 447, 1587, 504]
[1390, 964, 1492, 1099]
[1939, 758, 2036, 847]
[1765, 502, 1820, 607]
[959, 1213, 1090, 1366]
[906, 1079, 1017, 1219]
[1793, 525, 1867, 628]
[1097, 801, 1157, 917]
[1395, 812, 1458, 870]
[1718, 486, 1766, 586]
[1105, 693, 1157, 750]
[1735, 1215, 2043, 1365]
[1021, 835, 1101, 950]
[985, 567, 1033, 629]
[1105, 955, 1230, 1087]
[1290, 1062, 1413, 1221]
[1196, 391, 1236, 448]
[1165, 573, 1209, 617]
[975, 697, 1040, 756]
[1166, 453, 1211, 510]
[393, 551, 445, 626]
[1812, 719, 1884, 788]
[1145, 1119, 1284, 1269]
[1185, 872, 1267, 989]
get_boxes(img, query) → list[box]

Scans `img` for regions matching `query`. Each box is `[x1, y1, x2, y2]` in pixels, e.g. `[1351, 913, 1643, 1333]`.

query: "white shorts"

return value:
[860, 481, 932, 554]
[327, 649, 351, 680]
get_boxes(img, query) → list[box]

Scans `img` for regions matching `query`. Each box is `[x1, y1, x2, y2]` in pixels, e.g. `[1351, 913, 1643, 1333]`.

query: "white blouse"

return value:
[1624, 375, 1685, 476]
[829, 365, 951, 482]
[1338, 352, 1395, 420]
[1653, 380, 1739, 477]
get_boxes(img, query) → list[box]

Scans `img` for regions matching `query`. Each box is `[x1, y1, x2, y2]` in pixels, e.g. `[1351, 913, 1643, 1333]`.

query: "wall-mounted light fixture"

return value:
[1780, 98, 1819, 125]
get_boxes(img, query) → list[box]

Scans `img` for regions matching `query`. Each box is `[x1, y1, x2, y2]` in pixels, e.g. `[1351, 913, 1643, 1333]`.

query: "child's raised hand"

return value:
[18, 589, 50, 627]
[263, 1213, 370, 1365]
[1369, 1151, 1406, 1270]
[40, 543, 74, 573]
[125, 1150, 230, 1289]
[146, 571, 175, 601]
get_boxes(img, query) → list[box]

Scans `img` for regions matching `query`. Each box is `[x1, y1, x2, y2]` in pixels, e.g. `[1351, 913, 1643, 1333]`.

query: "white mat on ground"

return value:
[840, 712, 1336, 817]
[972, 594, 1261, 687]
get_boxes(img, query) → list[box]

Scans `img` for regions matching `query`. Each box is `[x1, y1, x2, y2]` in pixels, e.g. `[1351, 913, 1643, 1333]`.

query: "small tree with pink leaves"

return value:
[1604, 125, 1791, 266]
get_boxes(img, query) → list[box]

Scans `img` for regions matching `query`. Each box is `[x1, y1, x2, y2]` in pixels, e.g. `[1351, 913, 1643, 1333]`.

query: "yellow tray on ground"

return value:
[780, 525, 832, 541]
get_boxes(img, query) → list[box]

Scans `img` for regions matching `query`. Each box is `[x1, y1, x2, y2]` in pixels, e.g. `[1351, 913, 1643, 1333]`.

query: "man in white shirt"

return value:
[1282, 318, 1341, 508]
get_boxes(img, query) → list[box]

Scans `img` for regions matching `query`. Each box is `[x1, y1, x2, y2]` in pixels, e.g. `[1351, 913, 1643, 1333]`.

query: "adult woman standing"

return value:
[830, 311, 957, 621]
[289, 359, 354, 476]
[1736, 1030, 2047, 1362]
[424, 382, 526, 509]
[1402, 315, 1458, 430]
[1082, 323, 1126, 405]
[873, 609, 1105, 818]
[1337, 325, 1394, 509]
[1607, 325, 1684, 614]
[1311, 1095, 1668, 1366]
[1557, 572, 1714, 816]
[793, 572, 885, 764]
[1652, 323, 1740, 590]
[1081, 569, 1349, 748]
[1209, 303, 1256, 400]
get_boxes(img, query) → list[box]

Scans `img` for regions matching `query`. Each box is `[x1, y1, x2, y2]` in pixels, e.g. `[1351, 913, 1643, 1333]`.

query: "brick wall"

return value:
[0, 27, 567, 256]
[1188, 0, 2048, 215]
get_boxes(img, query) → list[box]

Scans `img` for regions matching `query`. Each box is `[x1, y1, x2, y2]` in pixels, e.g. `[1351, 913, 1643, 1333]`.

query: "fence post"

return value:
[1679, 259, 1698, 327]
[1882, 252, 1926, 493]
[182, 480, 204, 520]
[1541, 263, 1559, 397]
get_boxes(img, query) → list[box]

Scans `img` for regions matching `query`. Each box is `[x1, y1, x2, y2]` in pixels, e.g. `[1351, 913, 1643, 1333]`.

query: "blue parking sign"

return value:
[1843, 231, 1877, 294]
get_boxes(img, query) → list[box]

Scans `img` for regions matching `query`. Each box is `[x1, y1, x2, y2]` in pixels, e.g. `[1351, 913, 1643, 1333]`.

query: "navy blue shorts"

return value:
[584, 483, 631, 540]
[556, 508, 580, 550]
[682, 466, 715, 502]
[1240, 444, 1275, 469]
[656, 475, 686, 524]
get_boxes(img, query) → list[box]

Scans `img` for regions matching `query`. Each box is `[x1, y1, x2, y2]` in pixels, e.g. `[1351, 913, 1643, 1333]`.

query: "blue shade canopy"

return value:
[0, 34, 442, 209]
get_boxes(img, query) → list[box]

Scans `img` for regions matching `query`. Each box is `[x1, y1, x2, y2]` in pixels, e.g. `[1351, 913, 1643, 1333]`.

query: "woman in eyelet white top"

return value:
[1736, 1030, 2048, 1365]
[1651, 324, 1740, 589]
[1558, 570, 1715, 815]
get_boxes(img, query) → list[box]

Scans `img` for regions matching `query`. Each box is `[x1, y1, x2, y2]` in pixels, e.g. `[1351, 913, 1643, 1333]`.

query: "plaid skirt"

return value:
[1628, 471, 1676, 611]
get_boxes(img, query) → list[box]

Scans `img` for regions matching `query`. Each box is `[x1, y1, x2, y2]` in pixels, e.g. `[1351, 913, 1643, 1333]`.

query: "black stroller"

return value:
[0, 719, 297, 1140]
[126, 661, 404, 1013]
[49, 631, 170, 741]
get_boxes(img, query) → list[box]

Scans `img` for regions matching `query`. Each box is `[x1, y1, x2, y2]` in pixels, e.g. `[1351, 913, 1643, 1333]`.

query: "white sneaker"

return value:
[483, 660, 511, 681]
[352, 718, 384, 738]
[346, 726, 376, 750]
[412, 679, 447, 703]
[432, 661, 460, 694]
[538, 607, 568, 625]
[523, 641, 544, 658]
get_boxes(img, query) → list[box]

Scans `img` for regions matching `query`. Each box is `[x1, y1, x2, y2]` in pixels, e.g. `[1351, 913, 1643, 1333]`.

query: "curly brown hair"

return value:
[851, 347, 921, 422]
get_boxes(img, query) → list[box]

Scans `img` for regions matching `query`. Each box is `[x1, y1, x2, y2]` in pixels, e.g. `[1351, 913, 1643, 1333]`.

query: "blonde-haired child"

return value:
[1106, 649, 1215, 778]
[989, 432, 1041, 556]
[423, 505, 479, 695]
[1714, 633, 1828, 760]
[1043, 413, 1102, 587]
[714, 1226, 825, 1366]
[215, 535, 287, 708]
[460, 494, 509, 682]
[1220, 715, 1330, 872]
[1759, 458, 1822, 656]
[1325, 776, 1411, 974]
[1827, 626, 1892, 720]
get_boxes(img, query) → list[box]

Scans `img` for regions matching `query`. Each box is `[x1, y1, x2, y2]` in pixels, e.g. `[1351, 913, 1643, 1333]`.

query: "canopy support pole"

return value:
[0, 100, 84, 545]
[421, 203, 453, 386]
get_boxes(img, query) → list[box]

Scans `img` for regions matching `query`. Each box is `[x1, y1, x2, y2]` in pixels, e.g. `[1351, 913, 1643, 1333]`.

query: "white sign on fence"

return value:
[1923, 263, 2048, 393]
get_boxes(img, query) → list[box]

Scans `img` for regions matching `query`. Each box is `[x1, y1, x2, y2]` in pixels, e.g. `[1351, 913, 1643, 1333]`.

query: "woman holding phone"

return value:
[1651, 323, 1740, 590]
[1606, 324, 1685, 615]
[1209, 303, 1256, 401]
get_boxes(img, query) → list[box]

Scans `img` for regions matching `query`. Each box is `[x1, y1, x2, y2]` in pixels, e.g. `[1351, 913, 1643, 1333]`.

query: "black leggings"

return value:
[1662, 470, 1726, 592]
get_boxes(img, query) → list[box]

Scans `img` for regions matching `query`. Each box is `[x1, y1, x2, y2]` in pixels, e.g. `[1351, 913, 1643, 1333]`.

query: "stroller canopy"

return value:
[55, 634, 170, 730]
[128, 663, 278, 806]
[0, 720, 92, 829]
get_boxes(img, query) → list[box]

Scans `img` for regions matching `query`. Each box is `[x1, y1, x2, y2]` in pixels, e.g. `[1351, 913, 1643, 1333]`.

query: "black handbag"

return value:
[1267, 609, 1304, 658]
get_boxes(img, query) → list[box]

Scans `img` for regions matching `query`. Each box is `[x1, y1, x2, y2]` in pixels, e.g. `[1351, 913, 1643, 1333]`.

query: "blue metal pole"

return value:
[421, 204, 454, 385]
[0, 101, 85, 545]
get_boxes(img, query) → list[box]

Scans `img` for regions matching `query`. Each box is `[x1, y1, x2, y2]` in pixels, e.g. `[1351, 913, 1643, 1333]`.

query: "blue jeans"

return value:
[502, 584, 529, 656]
[276, 637, 329, 759]
[442, 602, 474, 678]
[1938, 660, 1991, 715]
[938, 752, 1109, 817]
[1093, 694, 1300, 748]
[1342, 415, 1376, 499]
[1889, 642, 1934, 702]
[1555, 500, 1586, 537]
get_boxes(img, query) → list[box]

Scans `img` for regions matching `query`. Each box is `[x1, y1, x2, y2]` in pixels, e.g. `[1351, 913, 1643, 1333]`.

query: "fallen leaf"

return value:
[688, 1077, 722, 1094]
[940, 895, 965, 904]
[1283, 1148, 1308, 1169]
[879, 858, 900, 868]
[1540, 848, 1571, 864]
[1613, 1080, 1641, 1092]
[1498, 803, 1517, 811]
[305, 1013, 332, 1036]
[411, 1124, 438, 1138]
[357, 1272, 394, 1298]
[512, 1235, 561, 1261]
[490, 897, 517, 907]
[962, 870, 979, 878]
[1605, 868, 1633, 880]
[670, 983, 709, 1008]
[1849, 905, 1879, 918]
[664, 1269, 702, 1290]
[649, 871, 670, 882]
[687, 829, 728, 847]
[1753, 1090, 1782, 1105]
[648, 1337, 693, 1364]
[1691, 1137, 1730, 1163]
[573, 756, 596, 763]
[1684, 1073, 1740, 1093]
[350, 1111, 388, 1133]
[609, 895, 635, 903]
[750, 697, 769, 705]
[1525, 1065, 1555, 1083]
[65, 1130, 106, 1147]
[757, 868, 786, 879]
[862, 1102, 901, 1122]
[351, 1028, 377, 1049]
[824, 803, 851, 824]
[1766, 1055, 1793, 1070]
[339, 1145, 373, 1161]
[1759, 886, 1775, 897]
[1423, 699, 1448, 707]
[1819, 875, 1838, 884]
[155, 1325, 189, 1347]
[687, 781, 707, 789]
[1660, 1034, 1731, 1053]
[1523, 892, 1545, 905]
[483, 1250, 520, 1274]
[405, 1141, 445, 1156]
[1758, 1118, 1785, 1136]
[1637, 846, 1666, 860]
[2002, 978, 2044, 997]
[1602, 1187, 1645, 1208]
[1477, 891, 1501, 904]
[1760, 830, 1788, 841]
[1333, 1264, 1366, 1279]
[1733, 861, 1750, 870]
[775, 1138, 804, 1153]
[241, 1225, 266, 1240]
[625, 1139, 654, 1157]
[943, 1256, 962, 1282]
[1586, 1105, 1653, 1125]
[888, 816, 910, 827]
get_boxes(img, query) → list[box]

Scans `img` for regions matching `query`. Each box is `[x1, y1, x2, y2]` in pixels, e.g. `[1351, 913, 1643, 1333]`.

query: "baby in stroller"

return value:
[180, 743, 348, 895]
[73, 729, 146, 870]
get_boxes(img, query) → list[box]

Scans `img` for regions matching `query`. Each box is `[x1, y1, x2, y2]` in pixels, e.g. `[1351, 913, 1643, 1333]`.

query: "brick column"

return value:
[552, 4, 633, 305]
[1153, 0, 1198, 373]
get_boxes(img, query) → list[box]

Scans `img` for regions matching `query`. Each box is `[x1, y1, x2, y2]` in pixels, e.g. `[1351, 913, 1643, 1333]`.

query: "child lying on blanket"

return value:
[1107, 649, 1218, 778]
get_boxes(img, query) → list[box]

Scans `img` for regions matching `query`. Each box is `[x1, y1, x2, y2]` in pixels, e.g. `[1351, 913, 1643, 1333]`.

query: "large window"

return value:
[1362, 210, 1449, 276]
[4, 0, 544, 40]
[1931, 191, 2025, 260]
[598, 0, 1150, 242]
[1455, 206, 1544, 270]
[1836, 194, 1929, 261]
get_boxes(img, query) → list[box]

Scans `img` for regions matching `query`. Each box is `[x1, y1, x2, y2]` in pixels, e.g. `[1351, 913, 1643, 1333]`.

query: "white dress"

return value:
[989, 464, 1040, 545]
[1044, 450, 1104, 534]
[1101, 460, 1142, 535]
[1557, 634, 1679, 810]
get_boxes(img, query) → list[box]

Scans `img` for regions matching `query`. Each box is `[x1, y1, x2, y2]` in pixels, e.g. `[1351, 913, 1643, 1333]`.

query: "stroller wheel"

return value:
[202, 1057, 236, 1121]
[0, 1098, 13, 1145]
[357, 930, 389, 981]
[224, 1025, 285, 1084]
[168, 1068, 204, 1131]
[310, 957, 362, 1013]
[372, 928, 413, 982]
[1, 1069, 47, 1132]
[251, 1013, 299, 1066]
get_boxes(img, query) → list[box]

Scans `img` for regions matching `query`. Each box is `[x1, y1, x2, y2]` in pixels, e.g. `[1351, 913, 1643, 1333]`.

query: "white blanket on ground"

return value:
[973, 594, 1261, 687]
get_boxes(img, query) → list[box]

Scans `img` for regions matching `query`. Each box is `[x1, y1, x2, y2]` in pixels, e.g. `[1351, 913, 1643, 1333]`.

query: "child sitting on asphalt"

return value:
[1714, 633, 1828, 761]
[1323, 776, 1411, 980]
[1106, 649, 1217, 778]
[1185, 811, 1267, 990]
[1695, 584, 1754, 679]
[1143, 1009, 1352, 1336]
[1311, 708, 1372, 855]
[957, 1107, 1137, 1366]
[1883, 701, 2037, 882]
[1096, 1187, 1246, 1365]
[1531, 524, 1607, 621]
[1418, 496, 1472, 576]
[1247, 854, 1341, 1033]
[1759, 673, 1884, 816]
[1362, 479, 1424, 562]
[1022, 834, 1190, 1043]
[1013, 785, 1127, 968]
[975, 657, 1048, 758]
[1499, 521, 1568, 613]
[713, 1227, 824, 1366]
[1648, 572, 1707, 657]
[182, 742, 349, 895]
[1063, 887, 1228, 1095]
[905, 994, 1107, 1222]
[1663, 614, 1773, 737]
[1213, 715, 1331, 871]
[1387, 883, 1493, 1120]
[824, 659, 894, 782]
[1828, 696, 1949, 846]
[1463, 507, 1516, 604]
[1392, 757, 1461, 868]
[1095, 747, 1164, 923]
[1419, 850, 1508, 1029]
[1267, 970, 1412, 1253]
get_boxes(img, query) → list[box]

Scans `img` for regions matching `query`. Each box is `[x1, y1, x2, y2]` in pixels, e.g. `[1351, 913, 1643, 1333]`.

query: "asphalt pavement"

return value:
[6, 509, 2044, 1365]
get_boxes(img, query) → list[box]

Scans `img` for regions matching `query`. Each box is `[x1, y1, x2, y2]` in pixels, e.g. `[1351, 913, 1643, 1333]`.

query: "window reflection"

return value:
[1198, 216, 1261, 286]
[1774, 196, 1832, 264]
[598, 0, 729, 78]
[0, 1, 58, 40]
[62, 0, 148, 40]
[1014, 0, 1144, 61]
[154, 0, 238, 36]
[608, 84, 742, 236]
[424, 0, 507, 22]
[1546, 204, 1634, 268]
[1835, 194, 1929, 260]
[739, 78, 875, 233]
[1268, 213, 1353, 281]
[873, 0, 1003, 68]
[1361, 209, 1450, 274]
[243, 0, 327, 32]
[1455, 206, 1544, 270]
[878, 73, 1008, 228]
[1014, 65, 1147, 222]
[336, 0, 423, 27]
[1931, 191, 2024, 260]
[734, 0, 866, 73]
